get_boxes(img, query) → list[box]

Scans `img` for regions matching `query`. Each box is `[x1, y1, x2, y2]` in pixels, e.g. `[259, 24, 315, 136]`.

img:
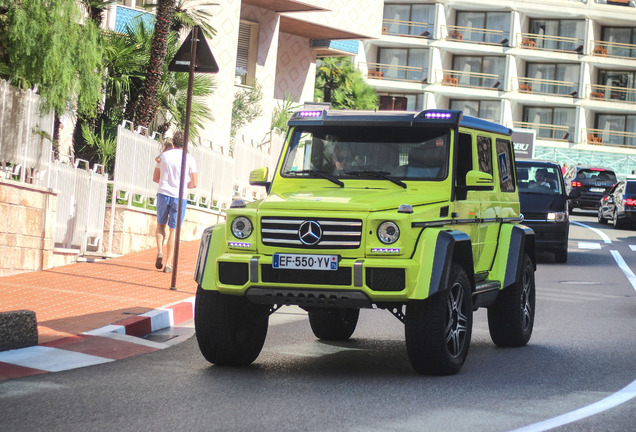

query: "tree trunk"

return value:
[134, 0, 176, 128]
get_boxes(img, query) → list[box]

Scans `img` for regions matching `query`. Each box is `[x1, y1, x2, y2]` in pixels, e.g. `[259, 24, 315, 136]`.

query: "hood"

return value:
[519, 191, 567, 214]
[258, 186, 449, 212]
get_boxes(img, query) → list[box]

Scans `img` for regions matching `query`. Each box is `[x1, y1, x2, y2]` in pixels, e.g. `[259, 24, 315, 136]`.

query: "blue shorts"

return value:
[156, 193, 187, 229]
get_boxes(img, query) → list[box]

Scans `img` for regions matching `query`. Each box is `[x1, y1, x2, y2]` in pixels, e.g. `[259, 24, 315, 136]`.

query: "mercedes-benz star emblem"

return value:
[298, 220, 322, 245]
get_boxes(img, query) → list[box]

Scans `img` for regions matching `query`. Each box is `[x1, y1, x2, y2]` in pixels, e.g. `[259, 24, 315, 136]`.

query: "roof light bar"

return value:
[425, 112, 452, 119]
[297, 110, 322, 118]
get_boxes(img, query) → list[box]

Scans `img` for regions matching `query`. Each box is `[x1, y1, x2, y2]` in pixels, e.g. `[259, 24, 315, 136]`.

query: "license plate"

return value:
[590, 187, 605, 192]
[272, 254, 338, 270]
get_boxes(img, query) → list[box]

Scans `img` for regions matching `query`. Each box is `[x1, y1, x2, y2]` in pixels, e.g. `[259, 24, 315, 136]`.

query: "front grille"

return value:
[261, 264, 352, 285]
[261, 217, 363, 249]
[366, 268, 405, 291]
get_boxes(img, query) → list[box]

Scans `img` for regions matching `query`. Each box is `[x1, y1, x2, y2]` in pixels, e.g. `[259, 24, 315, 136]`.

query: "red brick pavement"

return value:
[1, 241, 200, 344]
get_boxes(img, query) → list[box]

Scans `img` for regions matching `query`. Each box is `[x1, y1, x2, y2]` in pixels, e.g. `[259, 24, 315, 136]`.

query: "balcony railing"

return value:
[595, 0, 635, 6]
[589, 84, 636, 102]
[590, 40, 636, 60]
[513, 122, 572, 142]
[517, 77, 578, 97]
[382, 18, 433, 38]
[586, 128, 636, 147]
[364, 62, 428, 83]
[518, 33, 585, 53]
[443, 25, 510, 46]
[438, 70, 502, 90]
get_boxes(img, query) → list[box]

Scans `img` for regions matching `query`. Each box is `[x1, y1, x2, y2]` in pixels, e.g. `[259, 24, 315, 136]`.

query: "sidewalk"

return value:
[0, 240, 201, 380]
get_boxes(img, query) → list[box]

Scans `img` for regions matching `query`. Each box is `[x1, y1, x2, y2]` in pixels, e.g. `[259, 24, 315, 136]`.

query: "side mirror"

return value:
[249, 167, 269, 187]
[465, 170, 494, 191]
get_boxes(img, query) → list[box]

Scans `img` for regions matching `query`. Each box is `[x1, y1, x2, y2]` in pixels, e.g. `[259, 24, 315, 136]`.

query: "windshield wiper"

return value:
[286, 169, 344, 187]
[346, 170, 407, 189]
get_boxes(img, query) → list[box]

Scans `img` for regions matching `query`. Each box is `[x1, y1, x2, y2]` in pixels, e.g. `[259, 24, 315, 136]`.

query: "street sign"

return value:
[168, 28, 219, 73]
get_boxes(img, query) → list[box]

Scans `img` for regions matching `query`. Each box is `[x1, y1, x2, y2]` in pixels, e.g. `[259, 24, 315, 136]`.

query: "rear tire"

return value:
[488, 254, 535, 347]
[195, 287, 269, 366]
[308, 308, 359, 341]
[405, 264, 473, 375]
[613, 209, 623, 229]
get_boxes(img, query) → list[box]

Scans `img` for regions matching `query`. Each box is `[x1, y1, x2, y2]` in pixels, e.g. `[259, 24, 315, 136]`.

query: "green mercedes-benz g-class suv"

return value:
[194, 109, 535, 375]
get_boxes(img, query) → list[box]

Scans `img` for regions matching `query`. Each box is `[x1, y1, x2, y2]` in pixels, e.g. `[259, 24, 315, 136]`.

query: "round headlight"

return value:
[231, 216, 253, 239]
[378, 221, 400, 244]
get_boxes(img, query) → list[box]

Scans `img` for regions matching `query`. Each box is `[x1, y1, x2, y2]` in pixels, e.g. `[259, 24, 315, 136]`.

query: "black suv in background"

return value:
[564, 166, 617, 213]
[598, 178, 636, 228]
[517, 160, 570, 262]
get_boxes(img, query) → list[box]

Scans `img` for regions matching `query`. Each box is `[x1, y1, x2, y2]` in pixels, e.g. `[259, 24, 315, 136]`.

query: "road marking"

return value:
[578, 242, 601, 249]
[610, 250, 636, 293]
[630, 245, 636, 252]
[570, 220, 612, 243]
[510, 379, 636, 432]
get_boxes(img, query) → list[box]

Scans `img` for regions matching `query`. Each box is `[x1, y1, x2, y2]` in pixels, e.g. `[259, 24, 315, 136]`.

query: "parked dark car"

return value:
[564, 165, 617, 213]
[598, 178, 636, 228]
[516, 160, 570, 263]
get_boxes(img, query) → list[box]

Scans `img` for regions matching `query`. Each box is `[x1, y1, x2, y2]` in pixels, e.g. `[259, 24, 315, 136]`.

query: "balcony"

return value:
[513, 122, 572, 142]
[517, 77, 578, 97]
[363, 62, 428, 83]
[590, 40, 636, 60]
[438, 70, 502, 90]
[443, 25, 509, 46]
[586, 128, 636, 147]
[518, 33, 584, 53]
[381, 18, 433, 39]
[589, 84, 636, 102]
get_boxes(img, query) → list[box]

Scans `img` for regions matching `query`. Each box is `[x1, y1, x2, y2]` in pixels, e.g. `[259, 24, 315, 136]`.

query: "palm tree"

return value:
[315, 57, 377, 109]
[134, 0, 176, 128]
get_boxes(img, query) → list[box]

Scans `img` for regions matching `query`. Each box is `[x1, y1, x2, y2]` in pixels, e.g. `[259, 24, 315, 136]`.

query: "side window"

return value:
[496, 138, 515, 192]
[456, 132, 473, 187]
[477, 136, 492, 175]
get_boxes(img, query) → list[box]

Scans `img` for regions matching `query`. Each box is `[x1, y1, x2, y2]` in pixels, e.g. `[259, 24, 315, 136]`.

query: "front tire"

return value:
[308, 308, 359, 341]
[405, 264, 473, 375]
[487, 254, 535, 347]
[598, 207, 607, 224]
[195, 287, 269, 366]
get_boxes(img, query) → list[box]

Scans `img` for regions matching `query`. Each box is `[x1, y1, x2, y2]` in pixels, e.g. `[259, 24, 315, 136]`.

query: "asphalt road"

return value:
[1, 214, 635, 432]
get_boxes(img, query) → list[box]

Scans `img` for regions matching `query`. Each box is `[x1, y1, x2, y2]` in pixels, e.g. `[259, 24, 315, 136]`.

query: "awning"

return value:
[279, 15, 373, 41]
[243, 0, 327, 13]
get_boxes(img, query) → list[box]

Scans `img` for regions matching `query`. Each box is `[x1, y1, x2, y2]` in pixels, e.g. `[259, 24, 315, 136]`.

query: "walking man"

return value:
[153, 131, 198, 273]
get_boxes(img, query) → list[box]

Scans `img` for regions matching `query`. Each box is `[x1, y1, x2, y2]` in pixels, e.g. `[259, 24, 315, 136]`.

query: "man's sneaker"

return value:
[155, 254, 163, 269]
[163, 266, 173, 273]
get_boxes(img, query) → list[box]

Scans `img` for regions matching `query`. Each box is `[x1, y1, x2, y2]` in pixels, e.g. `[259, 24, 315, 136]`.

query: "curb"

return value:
[83, 297, 196, 338]
[0, 297, 196, 382]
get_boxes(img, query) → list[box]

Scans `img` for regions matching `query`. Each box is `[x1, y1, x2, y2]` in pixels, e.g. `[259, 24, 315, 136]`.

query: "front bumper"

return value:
[521, 220, 568, 253]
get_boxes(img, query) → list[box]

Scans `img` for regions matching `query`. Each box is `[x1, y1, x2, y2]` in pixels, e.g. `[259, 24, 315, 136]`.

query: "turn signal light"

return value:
[571, 181, 583, 188]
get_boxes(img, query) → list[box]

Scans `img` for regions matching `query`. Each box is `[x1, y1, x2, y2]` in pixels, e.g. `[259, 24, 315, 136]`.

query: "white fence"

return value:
[0, 79, 109, 254]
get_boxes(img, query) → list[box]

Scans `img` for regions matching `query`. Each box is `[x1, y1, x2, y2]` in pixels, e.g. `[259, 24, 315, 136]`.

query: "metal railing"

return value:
[586, 128, 636, 147]
[589, 84, 636, 102]
[517, 77, 578, 96]
[512, 121, 573, 142]
[382, 18, 433, 38]
[590, 40, 636, 60]
[363, 62, 429, 83]
[438, 69, 502, 90]
[518, 33, 585, 53]
[442, 25, 509, 46]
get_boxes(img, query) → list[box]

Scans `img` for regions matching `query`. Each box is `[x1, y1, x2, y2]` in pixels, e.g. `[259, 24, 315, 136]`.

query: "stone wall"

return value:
[0, 179, 77, 277]
[103, 204, 225, 256]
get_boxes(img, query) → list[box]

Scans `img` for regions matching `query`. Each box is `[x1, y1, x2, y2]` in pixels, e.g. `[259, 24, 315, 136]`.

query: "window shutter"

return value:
[236, 23, 250, 71]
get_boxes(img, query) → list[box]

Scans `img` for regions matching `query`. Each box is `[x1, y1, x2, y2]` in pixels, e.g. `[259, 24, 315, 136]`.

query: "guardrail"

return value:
[516, 77, 578, 96]
[589, 84, 636, 102]
[518, 33, 585, 53]
[438, 69, 502, 89]
[442, 25, 509, 46]
[513, 121, 572, 142]
[363, 62, 428, 83]
[382, 18, 433, 38]
[590, 40, 636, 60]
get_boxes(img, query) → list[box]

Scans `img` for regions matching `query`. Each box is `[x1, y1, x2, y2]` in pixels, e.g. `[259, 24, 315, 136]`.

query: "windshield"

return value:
[281, 125, 450, 182]
[575, 169, 617, 183]
[516, 164, 563, 195]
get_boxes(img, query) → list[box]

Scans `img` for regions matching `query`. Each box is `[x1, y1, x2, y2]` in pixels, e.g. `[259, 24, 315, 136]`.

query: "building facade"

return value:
[357, 0, 636, 175]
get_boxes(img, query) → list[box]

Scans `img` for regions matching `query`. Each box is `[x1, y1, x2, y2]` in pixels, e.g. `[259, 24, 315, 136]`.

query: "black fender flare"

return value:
[428, 230, 475, 297]
[504, 224, 536, 289]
